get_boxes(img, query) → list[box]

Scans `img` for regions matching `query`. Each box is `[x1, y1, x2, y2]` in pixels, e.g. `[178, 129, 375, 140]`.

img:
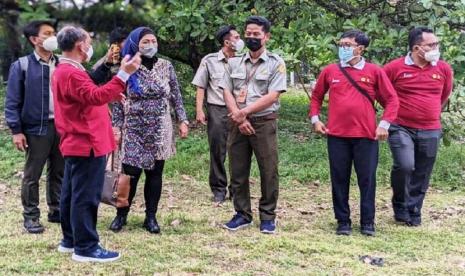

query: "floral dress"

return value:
[112, 58, 188, 170]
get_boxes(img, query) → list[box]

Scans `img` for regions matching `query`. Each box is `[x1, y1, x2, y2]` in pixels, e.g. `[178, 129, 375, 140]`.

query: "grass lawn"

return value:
[0, 89, 464, 275]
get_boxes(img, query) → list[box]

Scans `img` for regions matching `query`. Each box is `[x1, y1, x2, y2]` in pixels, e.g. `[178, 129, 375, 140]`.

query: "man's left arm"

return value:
[374, 68, 399, 140]
[441, 63, 454, 107]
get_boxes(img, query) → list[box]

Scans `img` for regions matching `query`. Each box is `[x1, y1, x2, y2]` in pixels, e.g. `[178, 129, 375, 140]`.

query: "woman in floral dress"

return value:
[109, 27, 189, 234]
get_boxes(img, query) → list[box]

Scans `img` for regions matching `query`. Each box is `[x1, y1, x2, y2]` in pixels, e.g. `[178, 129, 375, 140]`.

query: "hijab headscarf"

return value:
[121, 26, 154, 95]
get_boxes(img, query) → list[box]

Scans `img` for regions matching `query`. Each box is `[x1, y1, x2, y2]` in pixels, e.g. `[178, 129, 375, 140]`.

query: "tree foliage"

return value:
[1, 0, 465, 140]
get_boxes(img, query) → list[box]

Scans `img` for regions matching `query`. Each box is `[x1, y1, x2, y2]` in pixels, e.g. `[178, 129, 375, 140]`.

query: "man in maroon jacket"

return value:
[384, 27, 453, 227]
[310, 30, 399, 236]
[52, 26, 141, 262]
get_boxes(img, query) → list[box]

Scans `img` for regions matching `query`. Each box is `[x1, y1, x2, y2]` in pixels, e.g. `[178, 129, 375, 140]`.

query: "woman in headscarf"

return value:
[109, 27, 189, 234]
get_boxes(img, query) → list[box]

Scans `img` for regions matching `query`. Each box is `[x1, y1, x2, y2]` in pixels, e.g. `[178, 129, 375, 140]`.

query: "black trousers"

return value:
[327, 136, 379, 225]
[22, 121, 64, 220]
[116, 161, 165, 218]
[206, 104, 230, 200]
[60, 151, 105, 255]
[388, 124, 441, 220]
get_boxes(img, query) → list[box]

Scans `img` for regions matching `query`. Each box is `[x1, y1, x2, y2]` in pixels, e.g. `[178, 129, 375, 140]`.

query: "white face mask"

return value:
[139, 44, 158, 58]
[232, 39, 245, 52]
[424, 48, 440, 63]
[83, 44, 93, 62]
[42, 36, 58, 52]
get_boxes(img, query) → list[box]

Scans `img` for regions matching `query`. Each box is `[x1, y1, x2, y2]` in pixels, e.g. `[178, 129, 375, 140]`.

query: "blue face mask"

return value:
[338, 46, 355, 64]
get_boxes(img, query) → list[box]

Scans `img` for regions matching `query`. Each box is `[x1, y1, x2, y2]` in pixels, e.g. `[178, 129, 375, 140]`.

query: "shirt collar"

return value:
[33, 51, 55, 64]
[217, 50, 227, 61]
[405, 52, 437, 66]
[245, 49, 269, 62]
[340, 57, 365, 70]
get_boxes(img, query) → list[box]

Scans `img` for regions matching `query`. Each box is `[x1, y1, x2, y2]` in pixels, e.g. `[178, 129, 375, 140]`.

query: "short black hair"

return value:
[408, 27, 434, 51]
[57, 26, 88, 52]
[216, 25, 236, 46]
[245, 16, 271, 33]
[23, 20, 55, 46]
[340, 30, 370, 47]
[109, 27, 128, 45]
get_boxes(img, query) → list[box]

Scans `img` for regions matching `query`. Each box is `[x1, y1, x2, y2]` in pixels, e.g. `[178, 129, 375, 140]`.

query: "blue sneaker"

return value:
[260, 220, 276, 234]
[57, 240, 74, 253]
[223, 214, 252, 231]
[71, 245, 120, 263]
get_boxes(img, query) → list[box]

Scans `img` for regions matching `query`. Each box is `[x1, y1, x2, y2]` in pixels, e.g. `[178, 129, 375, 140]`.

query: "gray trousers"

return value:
[207, 104, 230, 200]
[22, 121, 64, 220]
[388, 124, 441, 219]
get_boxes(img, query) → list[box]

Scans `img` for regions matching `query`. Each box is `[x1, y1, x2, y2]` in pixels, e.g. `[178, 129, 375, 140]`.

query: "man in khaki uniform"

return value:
[192, 25, 244, 203]
[220, 16, 287, 234]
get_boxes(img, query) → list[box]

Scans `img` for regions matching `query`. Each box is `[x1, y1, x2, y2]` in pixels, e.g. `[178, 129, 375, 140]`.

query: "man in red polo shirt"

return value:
[384, 27, 453, 227]
[310, 30, 399, 236]
[52, 26, 141, 262]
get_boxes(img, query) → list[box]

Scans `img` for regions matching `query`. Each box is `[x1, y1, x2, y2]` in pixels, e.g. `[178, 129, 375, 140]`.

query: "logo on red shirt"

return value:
[432, 74, 441, 80]
[361, 77, 371, 83]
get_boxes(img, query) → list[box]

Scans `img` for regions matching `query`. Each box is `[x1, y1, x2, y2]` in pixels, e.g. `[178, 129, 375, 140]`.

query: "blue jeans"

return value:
[327, 136, 379, 224]
[60, 151, 106, 255]
[388, 124, 441, 220]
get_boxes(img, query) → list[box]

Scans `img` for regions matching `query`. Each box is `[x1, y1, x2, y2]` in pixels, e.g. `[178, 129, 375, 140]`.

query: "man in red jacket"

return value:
[52, 26, 141, 262]
[384, 27, 453, 227]
[310, 30, 399, 236]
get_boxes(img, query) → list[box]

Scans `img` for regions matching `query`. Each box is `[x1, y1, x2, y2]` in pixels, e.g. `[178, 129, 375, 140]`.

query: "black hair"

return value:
[340, 29, 370, 47]
[23, 20, 55, 46]
[245, 16, 271, 33]
[408, 27, 434, 51]
[216, 25, 236, 46]
[109, 27, 129, 45]
[57, 26, 88, 52]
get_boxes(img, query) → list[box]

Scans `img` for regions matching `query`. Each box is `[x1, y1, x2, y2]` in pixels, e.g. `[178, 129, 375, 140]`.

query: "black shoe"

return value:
[361, 223, 376, 236]
[394, 216, 410, 225]
[394, 212, 411, 225]
[109, 215, 127, 232]
[48, 211, 60, 223]
[24, 218, 44, 234]
[407, 216, 421, 227]
[143, 217, 160, 234]
[336, 222, 352, 236]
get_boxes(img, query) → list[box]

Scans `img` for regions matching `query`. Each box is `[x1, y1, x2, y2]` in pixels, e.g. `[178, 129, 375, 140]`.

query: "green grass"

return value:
[0, 88, 465, 275]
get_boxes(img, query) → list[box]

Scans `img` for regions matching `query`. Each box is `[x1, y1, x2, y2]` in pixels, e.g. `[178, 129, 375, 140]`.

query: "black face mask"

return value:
[245, 37, 262, 52]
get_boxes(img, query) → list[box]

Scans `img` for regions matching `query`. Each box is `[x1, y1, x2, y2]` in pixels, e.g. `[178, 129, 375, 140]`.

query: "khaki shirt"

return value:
[220, 50, 287, 117]
[192, 50, 229, 106]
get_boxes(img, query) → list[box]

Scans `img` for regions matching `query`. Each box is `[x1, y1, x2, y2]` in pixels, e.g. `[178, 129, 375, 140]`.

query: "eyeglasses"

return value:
[419, 42, 440, 49]
[337, 42, 359, 49]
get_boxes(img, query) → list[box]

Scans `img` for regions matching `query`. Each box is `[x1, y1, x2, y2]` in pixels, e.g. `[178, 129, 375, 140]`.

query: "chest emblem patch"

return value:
[361, 77, 371, 83]
[432, 74, 441, 80]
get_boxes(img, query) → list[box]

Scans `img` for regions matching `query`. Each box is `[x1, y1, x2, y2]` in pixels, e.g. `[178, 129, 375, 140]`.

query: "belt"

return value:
[248, 112, 277, 122]
[206, 103, 227, 108]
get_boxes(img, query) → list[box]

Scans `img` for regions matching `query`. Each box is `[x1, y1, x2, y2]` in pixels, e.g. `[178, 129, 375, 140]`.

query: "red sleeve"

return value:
[440, 62, 453, 105]
[68, 70, 126, 106]
[309, 66, 330, 118]
[375, 67, 399, 123]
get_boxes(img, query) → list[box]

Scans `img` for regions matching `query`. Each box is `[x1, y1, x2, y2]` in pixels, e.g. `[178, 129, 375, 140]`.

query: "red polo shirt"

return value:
[52, 63, 125, 157]
[383, 56, 453, 129]
[310, 62, 399, 139]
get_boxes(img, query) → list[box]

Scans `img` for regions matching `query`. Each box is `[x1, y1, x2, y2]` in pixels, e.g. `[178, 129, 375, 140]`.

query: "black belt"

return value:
[206, 103, 227, 108]
[248, 112, 277, 122]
